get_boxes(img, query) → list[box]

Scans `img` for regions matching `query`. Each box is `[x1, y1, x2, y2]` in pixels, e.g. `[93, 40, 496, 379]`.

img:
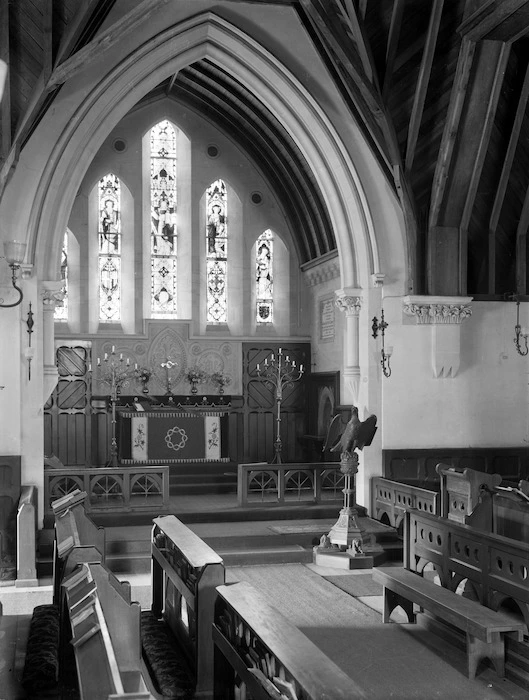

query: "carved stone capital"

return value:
[41, 281, 65, 307]
[403, 295, 473, 324]
[335, 289, 362, 315]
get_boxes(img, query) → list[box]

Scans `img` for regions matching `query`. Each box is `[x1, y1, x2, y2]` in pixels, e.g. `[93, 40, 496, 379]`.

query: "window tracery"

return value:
[54, 231, 68, 321]
[98, 173, 121, 321]
[151, 120, 177, 318]
[206, 179, 227, 323]
[256, 229, 273, 324]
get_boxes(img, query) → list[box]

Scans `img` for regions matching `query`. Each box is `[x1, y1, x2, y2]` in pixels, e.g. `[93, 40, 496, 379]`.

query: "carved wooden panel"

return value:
[242, 343, 310, 463]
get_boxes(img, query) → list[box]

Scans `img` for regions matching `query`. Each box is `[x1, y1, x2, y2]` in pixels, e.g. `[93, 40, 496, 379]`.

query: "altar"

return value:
[118, 406, 230, 464]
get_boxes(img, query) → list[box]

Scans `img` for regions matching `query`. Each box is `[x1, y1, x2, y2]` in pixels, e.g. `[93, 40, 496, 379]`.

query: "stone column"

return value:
[335, 288, 362, 405]
[41, 282, 64, 402]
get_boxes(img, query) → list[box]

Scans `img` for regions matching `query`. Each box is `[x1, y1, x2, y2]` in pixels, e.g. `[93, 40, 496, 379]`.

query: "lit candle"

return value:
[97, 358, 101, 366]
[292, 360, 296, 367]
[120, 353, 123, 360]
[112, 345, 115, 353]
[279, 347, 282, 354]
[134, 363, 138, 370]
[88, 363, 92, 372]
[257, 363, 260, 371]
[126, 358, 130, 366]
[300, 364, 304, 372]
[264, 358, 268, 366]
[104, 353, 108, 361]
[271, 353, 275, 361]
[286, 356, 290, 362]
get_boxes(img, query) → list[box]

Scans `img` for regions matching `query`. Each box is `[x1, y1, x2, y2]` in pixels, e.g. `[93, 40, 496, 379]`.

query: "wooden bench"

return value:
[373, 566, 525, 680]
[213, 580, 365, 699]
[145, 515, 225, 699]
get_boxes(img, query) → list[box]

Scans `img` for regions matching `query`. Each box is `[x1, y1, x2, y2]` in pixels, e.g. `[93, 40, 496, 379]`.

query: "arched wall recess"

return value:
[5, 12, 396, 290]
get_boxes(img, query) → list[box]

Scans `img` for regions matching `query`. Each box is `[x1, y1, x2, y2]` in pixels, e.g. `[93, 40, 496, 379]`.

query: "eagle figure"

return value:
[328, 406, 377, 456]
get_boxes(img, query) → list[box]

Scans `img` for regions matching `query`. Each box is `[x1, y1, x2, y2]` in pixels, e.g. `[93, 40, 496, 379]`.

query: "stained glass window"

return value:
[206, 179, 227, 323]
[54, 231, 68, 321]
[256, 229, 273, 324]
[98, 173, 121, 321]
[151, 120, 177, 318]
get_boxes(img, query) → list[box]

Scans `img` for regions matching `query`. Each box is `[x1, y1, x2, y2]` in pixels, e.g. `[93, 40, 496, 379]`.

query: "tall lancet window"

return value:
[98, 173, 121, 321]
[151, 120, 177, 318]
[256, 229, 273, 324]
[206, 179, 227, 323]
[54, 231, 68, 321]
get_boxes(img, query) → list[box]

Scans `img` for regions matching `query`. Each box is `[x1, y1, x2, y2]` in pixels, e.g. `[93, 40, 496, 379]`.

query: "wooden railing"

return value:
[44, 465, 169, 515]
[237, 461, 344, 507]
[405, 509, 529, 633]
[371, 476, 439, 530]
[213, 580, 363, 699]
[16, 485, 37, 587]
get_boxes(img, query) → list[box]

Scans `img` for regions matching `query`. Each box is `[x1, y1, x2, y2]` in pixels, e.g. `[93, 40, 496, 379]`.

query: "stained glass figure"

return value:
[54, 231, 68, 321]
[256, 229, 273, 323]
[151, 120, 177, 318]
[206, 179, 227, 323]
[98, 173, 121, 321]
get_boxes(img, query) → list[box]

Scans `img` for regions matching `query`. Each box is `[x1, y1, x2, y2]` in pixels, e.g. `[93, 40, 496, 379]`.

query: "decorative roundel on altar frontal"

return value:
[164, 426, 188, 451]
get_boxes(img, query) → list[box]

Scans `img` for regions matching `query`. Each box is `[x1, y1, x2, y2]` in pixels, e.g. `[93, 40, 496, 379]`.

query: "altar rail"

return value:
[213, 580, 363, 699]
[16, 485, 37, 587]
[44, 465, 169, 515]
[406, 509, 529, 632]
[237, 461, 345, 507]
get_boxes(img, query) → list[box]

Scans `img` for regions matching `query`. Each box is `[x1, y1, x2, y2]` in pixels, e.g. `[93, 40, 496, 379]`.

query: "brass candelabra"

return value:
[93, 346, 137, 467]
[257, 348, 304, 463]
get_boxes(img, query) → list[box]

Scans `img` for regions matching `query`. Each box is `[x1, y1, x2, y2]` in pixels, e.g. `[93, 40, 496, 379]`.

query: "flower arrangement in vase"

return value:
[135, 367, 152, 394]
[185, 367, 208, 395]
[211, 371, 231, 396]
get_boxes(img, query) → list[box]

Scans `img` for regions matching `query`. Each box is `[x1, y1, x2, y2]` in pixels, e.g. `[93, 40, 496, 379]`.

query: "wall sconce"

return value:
[372, 309, 392, 377]
[0, 240, 27, 308]
[513, 296, 529, 356]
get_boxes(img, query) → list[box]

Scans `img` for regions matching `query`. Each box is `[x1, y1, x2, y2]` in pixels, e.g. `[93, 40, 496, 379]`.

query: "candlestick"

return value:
[256, 348, 304, 464]
[94, 349, 137, 467]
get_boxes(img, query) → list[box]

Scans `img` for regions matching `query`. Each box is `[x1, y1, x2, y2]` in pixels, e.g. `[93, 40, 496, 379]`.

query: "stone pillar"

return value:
[41, 282, 63, 402]
[335, 288, 362, 405]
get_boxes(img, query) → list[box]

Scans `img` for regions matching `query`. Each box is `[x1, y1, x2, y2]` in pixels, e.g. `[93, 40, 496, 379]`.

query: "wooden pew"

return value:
[61, 561, 153, 699]
[16, 484, 38, 586]
[51, 489, 105, 604]
[372, 510, 526, 679]
[144, 514, 225, 699]
[213, 580, 365, 699]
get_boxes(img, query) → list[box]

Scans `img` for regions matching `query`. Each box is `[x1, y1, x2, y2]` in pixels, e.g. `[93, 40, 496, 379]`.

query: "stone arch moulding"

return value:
[12, 12, 391, 290]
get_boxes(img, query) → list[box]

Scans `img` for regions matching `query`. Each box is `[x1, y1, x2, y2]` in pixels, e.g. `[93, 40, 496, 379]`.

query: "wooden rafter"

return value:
[458, 0, 529, 41]
[489, 61, 529, 234]
[47, 0, 172, 90]
[382, 0, 405, 101]
[515, 184, 529, 294]
[0, 0, 11, 162]
[338, 0, 374, 82]
[461, 42, 510, 232]
[42, 0, 54, 83]
[429, 37, 476, 229]
[405, 0, 444, 172]
[54, 0, 104, 68]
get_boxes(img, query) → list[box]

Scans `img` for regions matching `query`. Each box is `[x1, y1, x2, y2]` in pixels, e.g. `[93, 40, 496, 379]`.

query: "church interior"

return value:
[2, 0, 529, 698]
